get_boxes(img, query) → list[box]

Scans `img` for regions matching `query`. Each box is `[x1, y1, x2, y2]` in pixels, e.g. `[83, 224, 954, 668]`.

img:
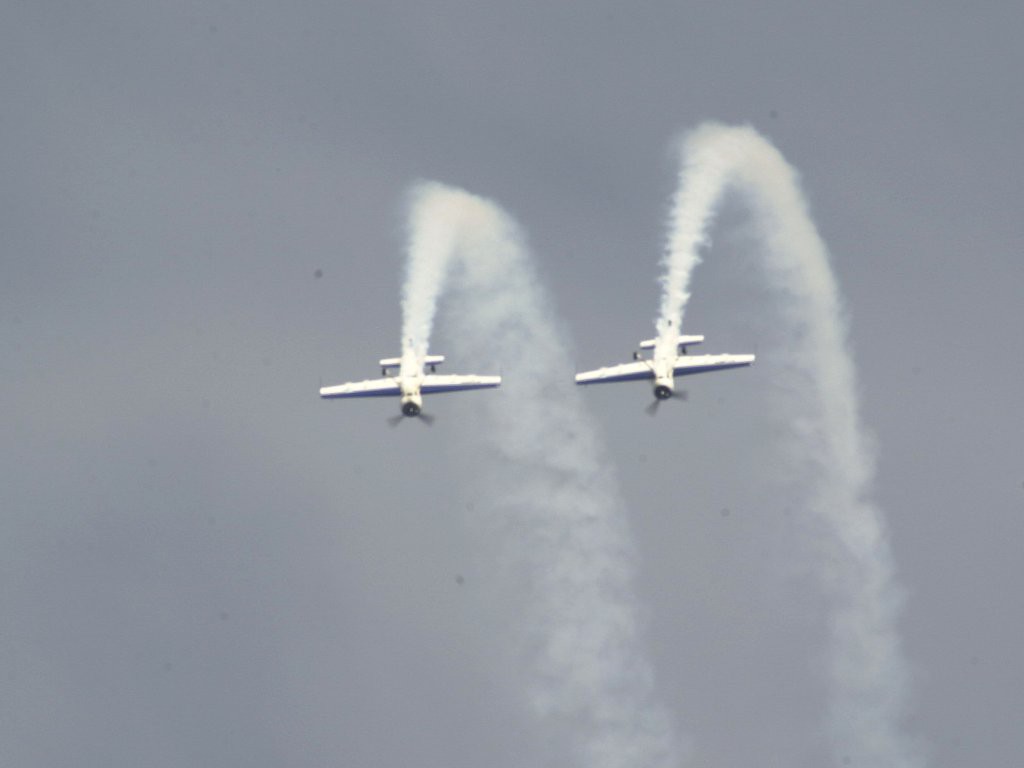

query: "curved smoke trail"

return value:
[401, 181, 681, 768]
[658, 123, 921, 767]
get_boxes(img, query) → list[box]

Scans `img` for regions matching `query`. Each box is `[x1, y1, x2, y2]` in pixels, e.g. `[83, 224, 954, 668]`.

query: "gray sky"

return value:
[3, 2, 1023, 766]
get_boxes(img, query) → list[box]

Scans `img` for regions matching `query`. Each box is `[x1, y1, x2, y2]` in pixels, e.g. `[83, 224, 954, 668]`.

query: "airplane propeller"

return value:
[645, 389, 688, 416]
[387, 412, 435, 427]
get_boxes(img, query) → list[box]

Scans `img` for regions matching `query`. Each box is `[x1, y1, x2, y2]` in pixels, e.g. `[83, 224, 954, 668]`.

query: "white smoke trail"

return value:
[401, 197, 462, 362]
[658, 123, 921, 767]
[654, 128, 749, 364]
[403, 181, 681, 768]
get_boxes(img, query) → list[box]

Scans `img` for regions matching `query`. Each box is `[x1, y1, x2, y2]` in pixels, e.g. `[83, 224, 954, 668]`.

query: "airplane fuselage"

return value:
[651, 348, 676, 399]
[398, 349, 425, 417]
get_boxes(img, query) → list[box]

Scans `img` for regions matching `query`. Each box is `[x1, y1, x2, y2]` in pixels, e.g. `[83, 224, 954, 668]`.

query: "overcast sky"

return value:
[3, 3, 1023, 767]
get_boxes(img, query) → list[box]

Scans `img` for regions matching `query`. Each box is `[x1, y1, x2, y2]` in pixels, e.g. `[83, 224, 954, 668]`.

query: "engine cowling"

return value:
[401, 391, 423, 416]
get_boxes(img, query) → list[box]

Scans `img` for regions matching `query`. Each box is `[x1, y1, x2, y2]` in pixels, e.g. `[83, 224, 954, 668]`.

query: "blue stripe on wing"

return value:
[419, 382, 501, 394]
[673, 361, 753, 376]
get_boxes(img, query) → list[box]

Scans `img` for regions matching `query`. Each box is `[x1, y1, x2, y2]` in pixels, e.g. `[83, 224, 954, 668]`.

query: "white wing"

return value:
[420, 374, 501, 394]
[575, 361, 655, 385]
[575, 353, 755, 386]
[320, 378, 401, 399]
[672, 353, 755, 376]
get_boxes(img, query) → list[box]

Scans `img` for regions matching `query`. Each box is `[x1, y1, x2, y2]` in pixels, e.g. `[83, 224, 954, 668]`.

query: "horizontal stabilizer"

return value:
[379, 354, 445, 369]
[639, 335, 704, 350]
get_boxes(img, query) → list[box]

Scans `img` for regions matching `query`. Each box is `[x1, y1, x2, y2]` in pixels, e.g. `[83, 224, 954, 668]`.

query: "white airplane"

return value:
[575, 332, 754, 409]
[320, 345, 501, 420]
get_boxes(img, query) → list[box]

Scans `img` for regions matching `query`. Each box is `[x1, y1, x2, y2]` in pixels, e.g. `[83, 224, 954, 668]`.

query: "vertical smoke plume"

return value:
[401, 197, 462, 361]
[659, 123, 921, 767]
[402, 181, 681, 768]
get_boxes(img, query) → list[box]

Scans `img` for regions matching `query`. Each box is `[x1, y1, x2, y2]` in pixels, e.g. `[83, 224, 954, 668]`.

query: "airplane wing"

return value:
[575, 361, 655, 385]
[420, 374, 502, 394]
[320, 378, 401, 399]
[575, 354, 755, 386]
[672, 353, 755, 376]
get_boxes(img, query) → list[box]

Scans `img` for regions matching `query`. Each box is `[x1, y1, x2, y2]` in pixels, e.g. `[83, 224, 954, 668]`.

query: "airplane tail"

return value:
[379, 354, 445, 369]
